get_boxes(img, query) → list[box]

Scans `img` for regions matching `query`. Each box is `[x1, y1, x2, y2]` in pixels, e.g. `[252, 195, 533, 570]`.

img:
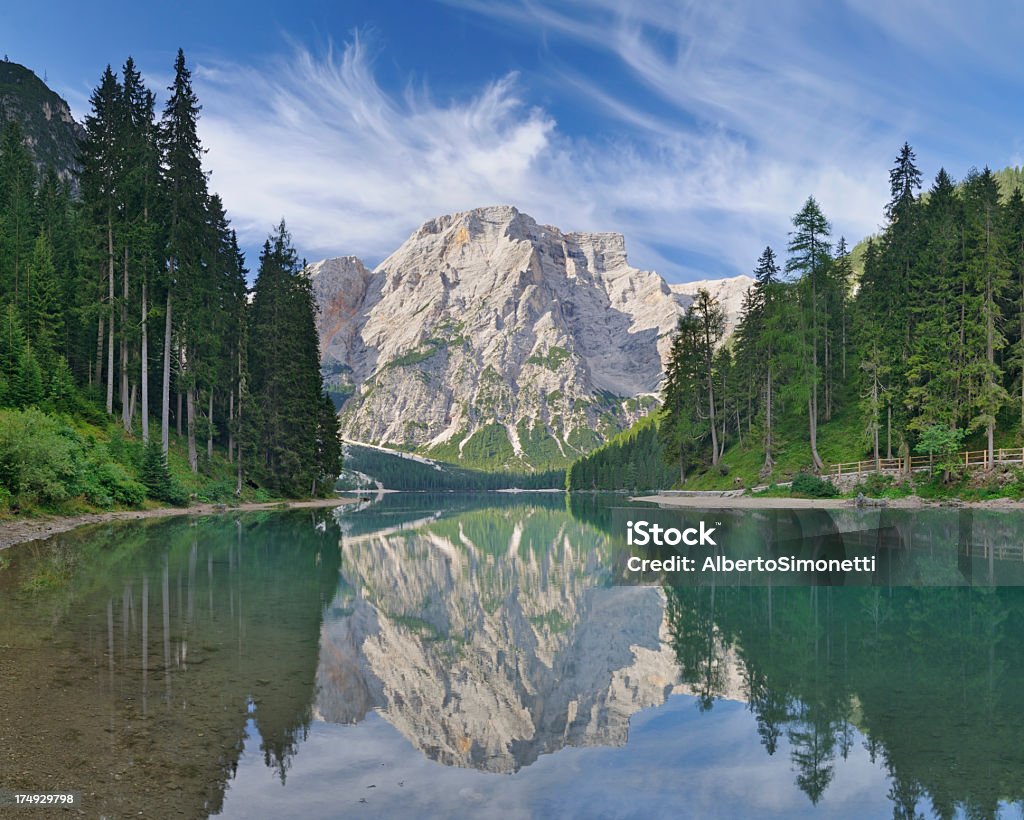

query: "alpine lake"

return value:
[1, 493, 1023, 819]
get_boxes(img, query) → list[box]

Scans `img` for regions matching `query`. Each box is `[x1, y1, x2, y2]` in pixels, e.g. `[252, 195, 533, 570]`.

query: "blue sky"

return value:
[5, 0, 1024, 281]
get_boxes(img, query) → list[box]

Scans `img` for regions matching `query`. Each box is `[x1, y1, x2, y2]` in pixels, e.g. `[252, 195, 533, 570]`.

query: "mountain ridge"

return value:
[311, 205, 752, 471]
[0, 60, 84, 186]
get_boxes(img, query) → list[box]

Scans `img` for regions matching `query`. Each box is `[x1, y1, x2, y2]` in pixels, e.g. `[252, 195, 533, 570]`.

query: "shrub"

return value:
[0, 408, 80, 506]
[140, 439, 188, 506]
[88, 461, 146, 507]
[790, 472, 839, 498]
[857, 473, 894, 496]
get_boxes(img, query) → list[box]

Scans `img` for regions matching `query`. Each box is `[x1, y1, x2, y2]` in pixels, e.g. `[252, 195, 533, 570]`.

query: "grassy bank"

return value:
[0, 405, 286, 523]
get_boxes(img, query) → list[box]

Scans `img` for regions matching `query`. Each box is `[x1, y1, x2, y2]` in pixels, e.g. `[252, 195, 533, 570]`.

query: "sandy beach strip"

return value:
[0, 496, 358, 551]
[630, 493, 1024, 510]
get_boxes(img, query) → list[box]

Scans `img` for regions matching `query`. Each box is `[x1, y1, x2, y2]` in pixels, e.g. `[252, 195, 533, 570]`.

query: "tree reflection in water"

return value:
[666, 584, 1024, 818]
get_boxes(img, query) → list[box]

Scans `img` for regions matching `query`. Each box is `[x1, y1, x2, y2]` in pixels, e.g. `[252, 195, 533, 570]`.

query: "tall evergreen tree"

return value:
[80, 66, 124, 416]
[160, 49, 209, 464]
[0, 122, 38, 309]
[247, 222, 339, 496]
[786, 197, 832, 472]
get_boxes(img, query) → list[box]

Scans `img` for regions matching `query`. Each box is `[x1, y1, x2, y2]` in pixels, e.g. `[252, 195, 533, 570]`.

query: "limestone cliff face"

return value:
[314, 509, 681, 773]
[0, 61, 85, 187]
[310, 205, 752, 470]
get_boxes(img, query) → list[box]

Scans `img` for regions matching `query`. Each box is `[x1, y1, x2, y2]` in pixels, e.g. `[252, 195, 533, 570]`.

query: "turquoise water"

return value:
[1, 494, 1022, 819]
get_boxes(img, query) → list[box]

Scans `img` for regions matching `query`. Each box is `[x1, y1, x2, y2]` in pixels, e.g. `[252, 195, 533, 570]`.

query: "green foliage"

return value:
[140, 437, 186, 505]
[458, 423, 516, 469]
[0, 408, 79, 505]
[526, 345, 571, 371]
[342, 443, 563, 490]
[915, 425, 966, 477]
[246, 223, 340, 496]
[790, 472, 839, 498]
[567, 413, 675, 491]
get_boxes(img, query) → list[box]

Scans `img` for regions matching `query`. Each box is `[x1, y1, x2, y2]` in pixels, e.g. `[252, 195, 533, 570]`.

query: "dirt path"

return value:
[631, 493, 1024, 510]
[0, 496, 358, 551]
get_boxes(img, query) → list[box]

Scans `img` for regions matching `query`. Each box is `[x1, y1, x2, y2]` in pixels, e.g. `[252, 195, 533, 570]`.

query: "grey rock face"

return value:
[315, 511, 680, 773]
[310, 205, 752, 469]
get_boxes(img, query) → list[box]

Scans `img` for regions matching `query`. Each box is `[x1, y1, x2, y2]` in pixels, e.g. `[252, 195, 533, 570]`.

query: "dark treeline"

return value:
[667, 585, 1024, 814]
[655, 143, 1024, 486]
[565, 414, 675, 491]
[343, 444, 564, 491]
[0, 50, 340, 506]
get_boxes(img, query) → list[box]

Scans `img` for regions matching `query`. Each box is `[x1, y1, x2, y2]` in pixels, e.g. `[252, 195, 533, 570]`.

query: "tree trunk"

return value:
[228, 387, 234, 463]
[886, 404, 892, 460]
[161, 289, 172, 455]
[708, 380, 719, 466]
[121, 245, 130, 431]
[177, 389, 183, 438]
[207, 391, 213, 459]
[95, 315, 104, 388]
[187, 385, 197, 473]
[808, 395, 824, 472]
[871, 372, 880, 464]
[762, 364, 774, 473]
[141, 275, 149, 443]
[235, 350, 244, 497]
[128, 382, 137, 428]
[106, 224, 115, 415]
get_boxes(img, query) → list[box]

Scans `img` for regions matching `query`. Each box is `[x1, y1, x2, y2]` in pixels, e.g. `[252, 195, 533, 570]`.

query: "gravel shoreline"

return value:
[630, 494, 1024, 510]
[0, 496, 358, 551]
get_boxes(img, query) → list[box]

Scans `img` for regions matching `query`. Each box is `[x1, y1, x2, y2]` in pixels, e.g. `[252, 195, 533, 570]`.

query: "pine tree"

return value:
[659, 310, 705, 483]
[0, 122, 38, 308]
[160, 48, 209, 464]
[692, 288, 726, 464]
[0, 303, 27, 392]
[962, 168, 1010, 463]
[13, 347, 43, 407]
[786, 196, 832, 472]
[120, 57, 161, 441]
[735, 246, 782, 473]
[247, 222, 337, 496]
[140, 437, 174, 502]
[80, 66, 124, 416]
[23, 231, 62, 361]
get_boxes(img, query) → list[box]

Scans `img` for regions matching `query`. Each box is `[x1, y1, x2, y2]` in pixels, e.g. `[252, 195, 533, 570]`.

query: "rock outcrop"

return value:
[0, 61, 85, 187]
[310, 206, 752, 470]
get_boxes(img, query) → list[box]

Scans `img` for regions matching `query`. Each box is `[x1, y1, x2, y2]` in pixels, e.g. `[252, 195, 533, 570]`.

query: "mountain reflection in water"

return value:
[1, 494, 1023, 819]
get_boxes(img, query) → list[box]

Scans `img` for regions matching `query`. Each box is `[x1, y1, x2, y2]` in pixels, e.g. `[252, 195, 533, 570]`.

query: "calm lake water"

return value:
[1, 494, 1023, 819]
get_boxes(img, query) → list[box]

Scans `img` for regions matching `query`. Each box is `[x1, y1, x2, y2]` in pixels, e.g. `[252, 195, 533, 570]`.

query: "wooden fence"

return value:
[829, 447, 1024, 478]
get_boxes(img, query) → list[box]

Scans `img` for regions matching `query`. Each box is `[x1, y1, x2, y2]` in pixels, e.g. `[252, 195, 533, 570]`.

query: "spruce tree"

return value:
[660, 310, 705, 484]
[248, 222, 338, 496]
[24, 231, 62, 361]
[0, 122, 38, 309]
[786, 196, 832, 472]
[160, 48, 208, 463]
[80, 66, 124, 416]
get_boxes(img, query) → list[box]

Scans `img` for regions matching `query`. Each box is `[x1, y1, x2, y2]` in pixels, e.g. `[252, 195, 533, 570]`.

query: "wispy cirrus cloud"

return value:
[196, 0, 972, 281]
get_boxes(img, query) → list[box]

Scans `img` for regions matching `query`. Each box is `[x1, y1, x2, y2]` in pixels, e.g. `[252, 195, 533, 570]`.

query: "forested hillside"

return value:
[0, 52, 340, 513]
[572, 145, 1024, 492]
[341, 444, 564, 491]
[565, 414, 675, 491]
[656, 144, 1024, 489]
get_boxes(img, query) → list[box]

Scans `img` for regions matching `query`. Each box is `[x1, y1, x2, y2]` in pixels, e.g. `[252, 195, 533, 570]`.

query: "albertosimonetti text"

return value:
[624, 519, 876, 575]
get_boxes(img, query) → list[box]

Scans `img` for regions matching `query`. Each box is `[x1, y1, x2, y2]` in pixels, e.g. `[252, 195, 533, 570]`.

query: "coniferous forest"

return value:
[573, 145, 1024, 492]
[0, 51, 341, 511]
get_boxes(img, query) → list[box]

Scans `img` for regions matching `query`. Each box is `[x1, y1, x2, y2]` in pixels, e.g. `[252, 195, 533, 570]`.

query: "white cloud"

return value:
[193, 22, 891, 282]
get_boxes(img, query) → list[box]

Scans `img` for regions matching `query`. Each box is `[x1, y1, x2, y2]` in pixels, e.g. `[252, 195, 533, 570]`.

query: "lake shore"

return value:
[0, 496, 358, 551]
[631, 493, 1024, 510]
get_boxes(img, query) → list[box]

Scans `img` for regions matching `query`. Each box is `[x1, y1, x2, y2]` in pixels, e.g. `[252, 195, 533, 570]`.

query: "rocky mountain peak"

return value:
[313, 206, 752, 471]
[0, 60, 84, 186]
